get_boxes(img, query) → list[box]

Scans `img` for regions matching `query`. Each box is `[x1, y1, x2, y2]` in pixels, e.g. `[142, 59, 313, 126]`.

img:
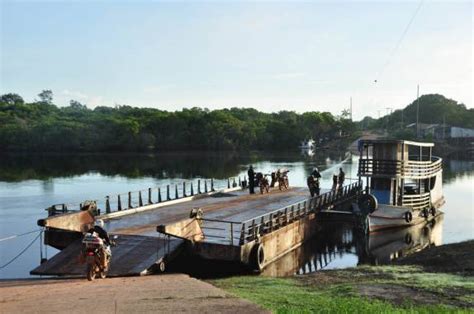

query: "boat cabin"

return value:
[358, 140, 444, 212]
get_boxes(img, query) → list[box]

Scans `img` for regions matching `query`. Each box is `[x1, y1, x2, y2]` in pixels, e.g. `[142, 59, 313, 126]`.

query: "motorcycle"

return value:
[276, 169, 290, 190]
[81, 233, 116, 281]
[255, 172, 270, 194]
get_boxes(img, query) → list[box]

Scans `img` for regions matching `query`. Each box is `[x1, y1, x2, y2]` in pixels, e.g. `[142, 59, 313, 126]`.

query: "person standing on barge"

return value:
[332, 174, 338, 190]
[248, 165, 255, 194]
[338, 168, 345, 188]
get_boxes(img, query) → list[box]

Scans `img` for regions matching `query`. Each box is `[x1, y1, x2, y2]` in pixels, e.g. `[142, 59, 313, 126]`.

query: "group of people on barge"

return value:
[247, 165, 289, 194]
[247, 164, 346, 197]
[307, 167, 345, 197]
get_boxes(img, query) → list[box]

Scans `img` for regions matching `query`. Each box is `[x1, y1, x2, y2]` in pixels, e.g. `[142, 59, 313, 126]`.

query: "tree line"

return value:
[0, 91, 355, 152]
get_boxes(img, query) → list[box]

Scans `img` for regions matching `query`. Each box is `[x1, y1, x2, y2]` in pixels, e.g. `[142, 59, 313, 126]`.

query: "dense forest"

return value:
[1, 92, 470, 153]
[0, 91, 355, 152]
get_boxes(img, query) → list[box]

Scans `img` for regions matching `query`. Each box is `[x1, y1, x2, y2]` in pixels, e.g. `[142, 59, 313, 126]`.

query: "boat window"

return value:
[407, 145, 430, 161]
[404, 184, 418, 195]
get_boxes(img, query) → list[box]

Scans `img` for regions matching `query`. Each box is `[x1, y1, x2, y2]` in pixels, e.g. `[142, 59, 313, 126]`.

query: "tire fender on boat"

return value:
[358, 194, 378, 215]
[249, 243, 265, 272]
[404, 211, 413, 223]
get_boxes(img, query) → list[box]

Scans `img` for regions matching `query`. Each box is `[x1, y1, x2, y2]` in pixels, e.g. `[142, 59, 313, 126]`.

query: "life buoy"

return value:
[404, 211, 413, 223]
[358, 194, 378, 215]
[249, 243, 265, 272]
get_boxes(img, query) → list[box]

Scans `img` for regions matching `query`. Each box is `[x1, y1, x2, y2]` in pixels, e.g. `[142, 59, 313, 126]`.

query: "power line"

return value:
[375, 0, 424, 82]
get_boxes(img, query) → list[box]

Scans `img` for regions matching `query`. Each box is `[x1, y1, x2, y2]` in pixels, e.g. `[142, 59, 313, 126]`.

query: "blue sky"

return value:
[1, 1, 472, 120]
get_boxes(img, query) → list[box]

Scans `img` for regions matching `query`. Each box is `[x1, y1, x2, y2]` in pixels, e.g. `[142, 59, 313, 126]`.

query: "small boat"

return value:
[299, 138, 315, 150]
[357, 140, 444, 232]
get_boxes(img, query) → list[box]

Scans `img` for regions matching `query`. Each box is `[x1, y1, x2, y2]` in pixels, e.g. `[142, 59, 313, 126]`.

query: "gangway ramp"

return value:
[31, 235, 184, 276]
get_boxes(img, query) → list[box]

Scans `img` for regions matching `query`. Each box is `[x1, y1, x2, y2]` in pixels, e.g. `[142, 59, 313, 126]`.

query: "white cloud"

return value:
[60, 89, 107, 108]
[61, 89, 88, 100]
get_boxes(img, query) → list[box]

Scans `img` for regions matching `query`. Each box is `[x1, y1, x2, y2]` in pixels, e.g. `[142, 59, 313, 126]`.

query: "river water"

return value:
[0, 151, 473, 279]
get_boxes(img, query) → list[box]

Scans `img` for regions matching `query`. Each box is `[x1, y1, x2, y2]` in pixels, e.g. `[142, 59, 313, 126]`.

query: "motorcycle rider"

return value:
[307, 174, 320, 197]
[87, 219, 112, 268]
[311, 167, 322, 180]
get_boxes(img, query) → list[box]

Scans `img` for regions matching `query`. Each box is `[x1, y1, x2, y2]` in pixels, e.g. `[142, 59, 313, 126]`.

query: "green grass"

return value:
[340, 265, 474, 291]
[210, 266, 474, 313]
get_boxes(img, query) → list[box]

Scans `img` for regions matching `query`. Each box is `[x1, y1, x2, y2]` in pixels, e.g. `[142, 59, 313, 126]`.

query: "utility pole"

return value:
[443, 115, 446, 140]
[416, 84, 420, 138]
[401, 108, 404, 129]
[350, 97, 353, 121]
[385, 107, 392, 132]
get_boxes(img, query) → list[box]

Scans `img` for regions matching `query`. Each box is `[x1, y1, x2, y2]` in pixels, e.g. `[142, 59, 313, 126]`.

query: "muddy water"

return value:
[0, 152, 472, 279]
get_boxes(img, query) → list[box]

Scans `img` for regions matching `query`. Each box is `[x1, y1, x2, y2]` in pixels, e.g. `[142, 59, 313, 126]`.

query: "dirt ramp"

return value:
[0, 275, 268, 314]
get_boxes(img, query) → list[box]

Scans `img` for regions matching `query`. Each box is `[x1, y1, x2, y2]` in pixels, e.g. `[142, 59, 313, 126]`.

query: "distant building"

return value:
[404, 123, 474, 140]
[405, 123, 439, 137]
[434, 126, 474, 139]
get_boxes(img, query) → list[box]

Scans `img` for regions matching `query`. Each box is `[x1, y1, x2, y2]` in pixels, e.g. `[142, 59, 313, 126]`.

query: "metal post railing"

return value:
[44, 176, 247, 216]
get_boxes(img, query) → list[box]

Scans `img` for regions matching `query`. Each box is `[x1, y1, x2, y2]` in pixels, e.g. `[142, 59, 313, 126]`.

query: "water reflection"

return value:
[262, 216, 444, 277]
[0, 149, 470, 279]
[0, 151, 348, 182]
[443, 157, 474, 183]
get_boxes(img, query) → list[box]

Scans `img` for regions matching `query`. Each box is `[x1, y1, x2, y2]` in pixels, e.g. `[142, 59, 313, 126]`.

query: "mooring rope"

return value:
[0, 229, 41, 242]
[0, 231, 41, 269]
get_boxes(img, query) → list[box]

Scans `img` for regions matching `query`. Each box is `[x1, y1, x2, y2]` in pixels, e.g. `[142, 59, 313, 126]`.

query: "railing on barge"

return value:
[198, 181, 363, 246]
[46, 176, 244, 216]
[358, 156, 442, 179]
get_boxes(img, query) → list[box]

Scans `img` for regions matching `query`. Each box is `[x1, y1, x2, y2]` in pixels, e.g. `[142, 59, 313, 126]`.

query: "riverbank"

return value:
[211, 240, 474, 313]
[0, 241, 472, 313]
[0, 274, 266, 314]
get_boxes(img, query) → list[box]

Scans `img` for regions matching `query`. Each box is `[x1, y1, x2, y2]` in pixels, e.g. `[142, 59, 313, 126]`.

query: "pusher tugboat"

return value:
[357, 140, 444, 232]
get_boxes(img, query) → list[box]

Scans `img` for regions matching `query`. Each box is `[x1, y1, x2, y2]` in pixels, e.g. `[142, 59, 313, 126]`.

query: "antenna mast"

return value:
[350, 97, 353, 121]
[416, 84, 420, 138]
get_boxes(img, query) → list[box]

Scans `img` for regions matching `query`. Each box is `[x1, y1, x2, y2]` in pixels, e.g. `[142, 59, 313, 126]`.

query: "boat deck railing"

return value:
[402, 192, 431, 211]
[358, 156, 442, 179]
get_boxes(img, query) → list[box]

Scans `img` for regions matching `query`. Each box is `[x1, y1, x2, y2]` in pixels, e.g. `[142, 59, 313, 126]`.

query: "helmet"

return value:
[95, 219, 104, 228]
